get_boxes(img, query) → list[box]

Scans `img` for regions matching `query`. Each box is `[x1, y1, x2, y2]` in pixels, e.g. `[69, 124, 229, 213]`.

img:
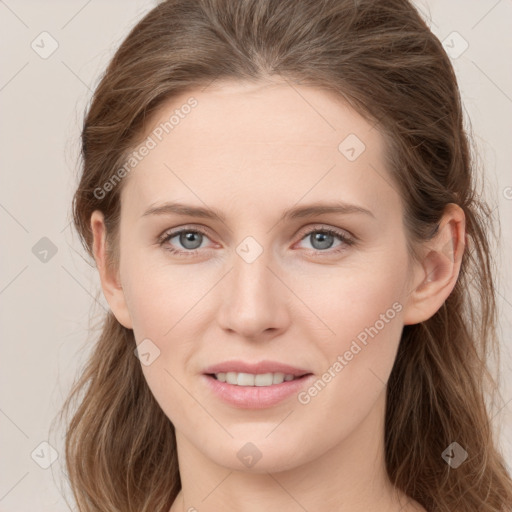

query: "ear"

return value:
[402, 203, 466, 326]
[90, 210, 133, 329]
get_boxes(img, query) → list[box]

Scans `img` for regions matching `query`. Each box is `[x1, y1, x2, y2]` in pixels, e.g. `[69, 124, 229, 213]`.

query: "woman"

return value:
[60, 0, 512, 510]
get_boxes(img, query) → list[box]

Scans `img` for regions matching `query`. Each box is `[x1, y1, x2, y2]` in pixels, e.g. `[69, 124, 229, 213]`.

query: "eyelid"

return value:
[294, 223, 355, 243]
[158, 223, 354, 241]
[158, 223, 213, 241]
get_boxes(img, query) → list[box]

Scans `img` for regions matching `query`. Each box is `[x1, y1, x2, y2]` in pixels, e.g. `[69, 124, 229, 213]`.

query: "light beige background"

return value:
[0, 0, 511, 510]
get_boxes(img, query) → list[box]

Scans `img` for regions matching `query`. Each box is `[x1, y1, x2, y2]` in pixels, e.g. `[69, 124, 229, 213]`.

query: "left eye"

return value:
[159, 226, 354, 256]
[297, 228, 352, 252]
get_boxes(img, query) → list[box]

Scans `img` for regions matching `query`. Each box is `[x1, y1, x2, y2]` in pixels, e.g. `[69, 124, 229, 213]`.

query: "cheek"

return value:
[121, 251, 212, 343]
[295, 250, 408, 403]
[295, 251, 408, 344]
[123, 257, 213, 428]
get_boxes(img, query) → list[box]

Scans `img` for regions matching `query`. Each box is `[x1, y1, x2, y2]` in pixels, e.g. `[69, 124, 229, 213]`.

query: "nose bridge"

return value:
[233, 236, 272, 298]
[217, 234, 286, 338]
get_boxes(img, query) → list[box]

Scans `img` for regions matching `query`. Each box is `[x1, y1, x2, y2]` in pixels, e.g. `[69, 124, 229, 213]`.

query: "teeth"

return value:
[214, 372, 299, 386]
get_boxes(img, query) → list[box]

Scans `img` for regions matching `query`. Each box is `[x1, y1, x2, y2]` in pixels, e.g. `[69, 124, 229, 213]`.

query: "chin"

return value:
[204, 435, 312, 474]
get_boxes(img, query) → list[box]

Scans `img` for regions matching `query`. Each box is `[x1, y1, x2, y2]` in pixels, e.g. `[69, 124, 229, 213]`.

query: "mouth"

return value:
[207, 371, 311, 387]
[202, 360, 314, 408]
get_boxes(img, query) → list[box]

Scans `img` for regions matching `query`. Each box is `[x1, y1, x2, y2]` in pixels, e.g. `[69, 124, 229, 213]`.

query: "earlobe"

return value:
[402, 204, 466, 326]
[90, 210, 133, 329]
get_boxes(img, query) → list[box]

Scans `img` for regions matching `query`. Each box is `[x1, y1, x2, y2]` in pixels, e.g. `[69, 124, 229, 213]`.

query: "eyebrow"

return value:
[142, 200, 375, 221]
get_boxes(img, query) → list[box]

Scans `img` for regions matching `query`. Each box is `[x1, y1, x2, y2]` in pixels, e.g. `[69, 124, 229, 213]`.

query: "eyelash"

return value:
[157, 225, 355, 258]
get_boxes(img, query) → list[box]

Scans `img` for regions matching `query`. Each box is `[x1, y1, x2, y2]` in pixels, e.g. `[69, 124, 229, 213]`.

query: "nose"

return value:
[216, 243, 290, 341]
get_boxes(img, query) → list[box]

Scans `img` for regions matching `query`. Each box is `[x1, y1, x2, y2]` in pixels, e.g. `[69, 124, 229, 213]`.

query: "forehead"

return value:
[143, 79, 379, 149]
[121, 80, 399, 221]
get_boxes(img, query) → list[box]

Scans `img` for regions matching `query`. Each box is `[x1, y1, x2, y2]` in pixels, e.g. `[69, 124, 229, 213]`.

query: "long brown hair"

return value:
[57, 0, 512, 510]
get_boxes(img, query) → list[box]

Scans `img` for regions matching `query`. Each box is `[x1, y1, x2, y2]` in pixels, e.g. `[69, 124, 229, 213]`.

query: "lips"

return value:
[203, 360, 311, 377]
[202, 360, 314, 408]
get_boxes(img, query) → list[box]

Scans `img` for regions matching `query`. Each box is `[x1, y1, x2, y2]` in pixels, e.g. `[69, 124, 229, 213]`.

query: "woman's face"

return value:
[110, 80, 422, 472]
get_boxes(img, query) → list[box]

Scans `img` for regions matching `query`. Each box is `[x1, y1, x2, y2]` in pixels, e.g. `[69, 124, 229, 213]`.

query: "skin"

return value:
[91, 79, 465, 511]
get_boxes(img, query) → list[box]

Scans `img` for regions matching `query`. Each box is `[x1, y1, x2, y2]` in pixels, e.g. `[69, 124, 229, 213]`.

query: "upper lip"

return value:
[203, 360, 311, 377]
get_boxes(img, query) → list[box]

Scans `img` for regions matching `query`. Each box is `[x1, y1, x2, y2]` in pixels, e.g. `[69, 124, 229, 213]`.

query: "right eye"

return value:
[158, 227, 214, 257]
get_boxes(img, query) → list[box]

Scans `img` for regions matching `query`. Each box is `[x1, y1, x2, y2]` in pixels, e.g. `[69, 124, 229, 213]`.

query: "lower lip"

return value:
[202, 374, 314, 409]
